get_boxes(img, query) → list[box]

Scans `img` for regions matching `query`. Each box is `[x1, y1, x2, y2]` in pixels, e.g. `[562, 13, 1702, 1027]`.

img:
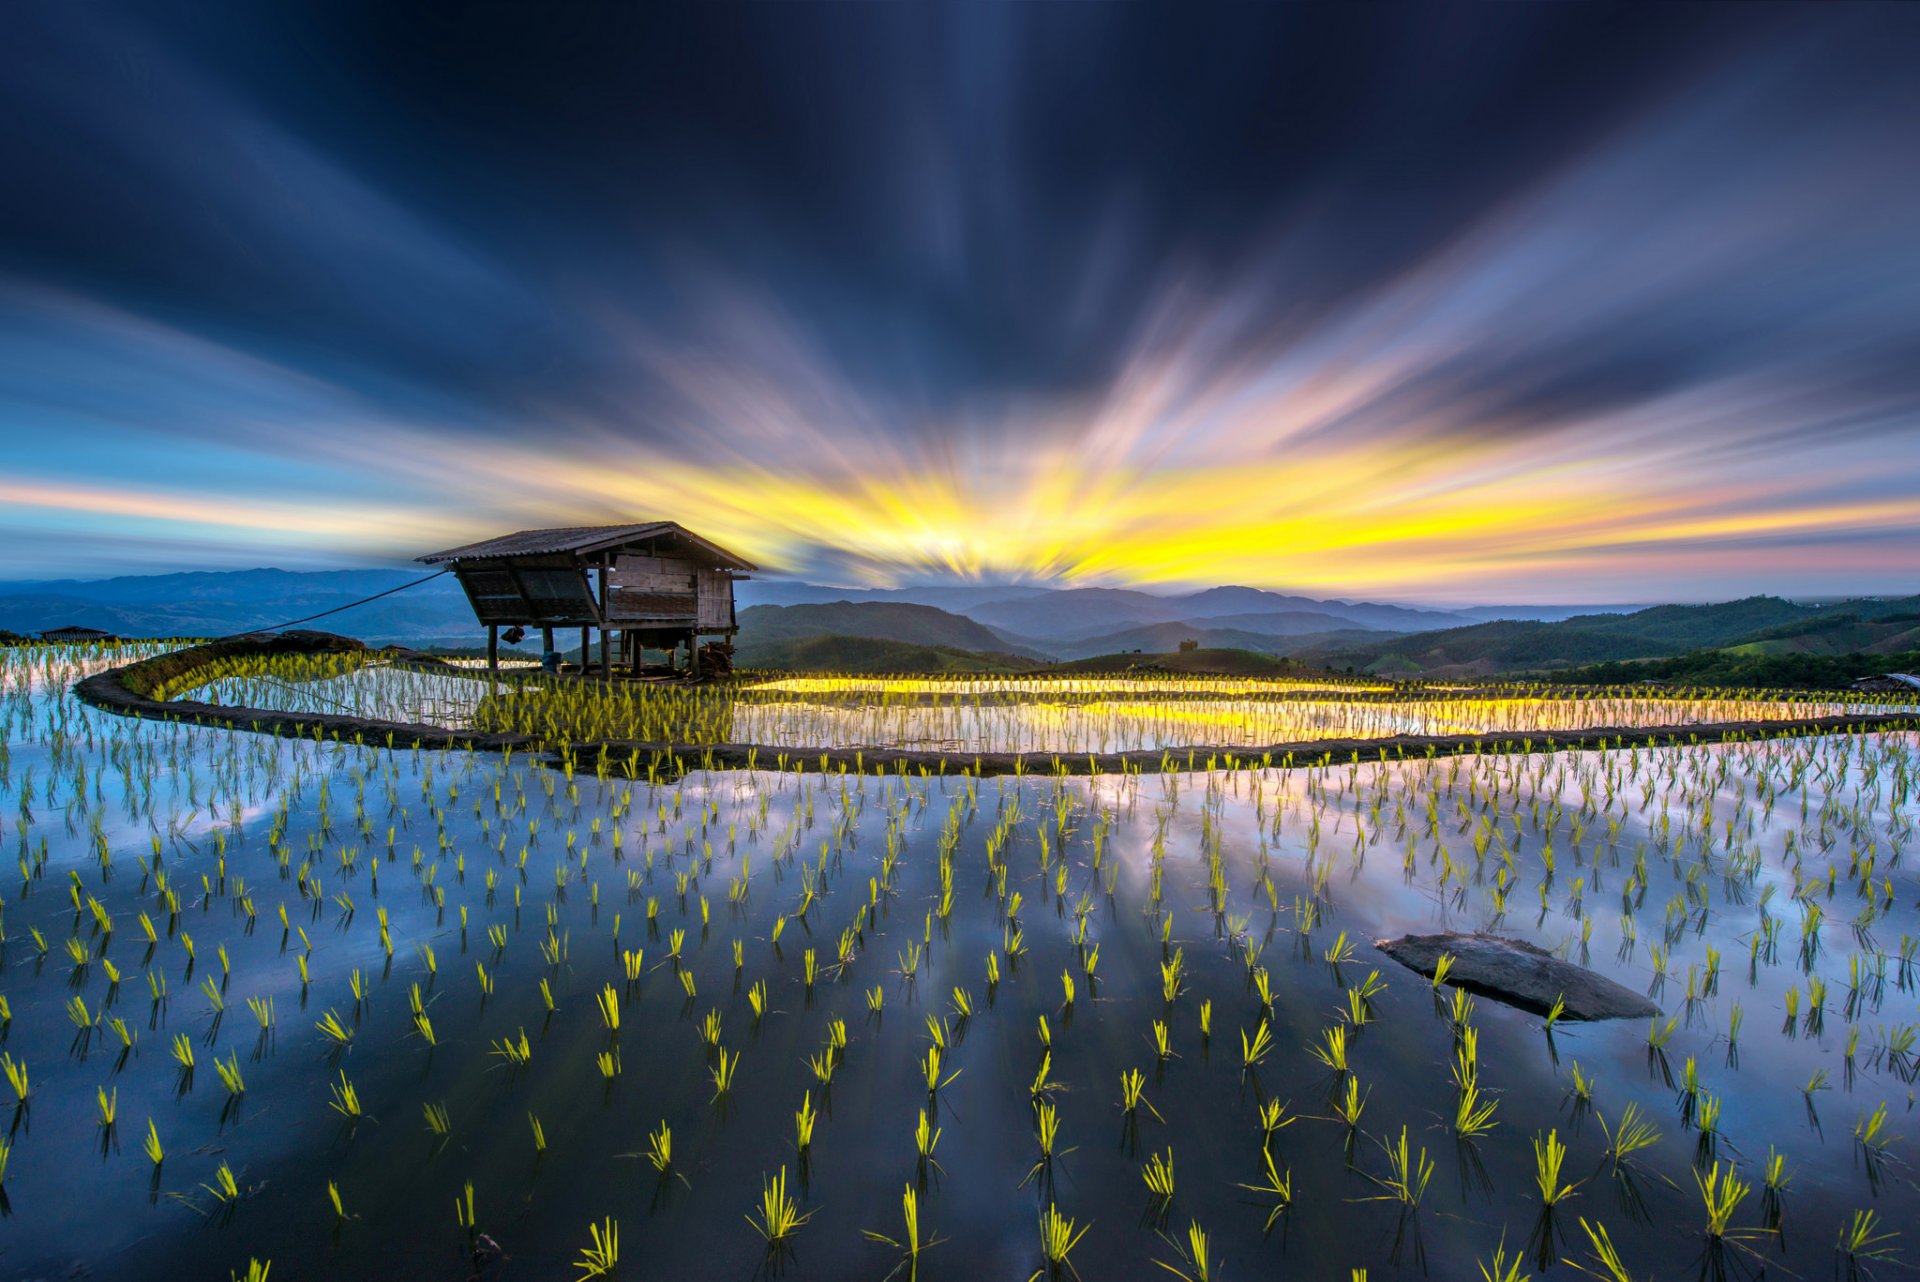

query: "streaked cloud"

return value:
[0, 4, 1915, 600]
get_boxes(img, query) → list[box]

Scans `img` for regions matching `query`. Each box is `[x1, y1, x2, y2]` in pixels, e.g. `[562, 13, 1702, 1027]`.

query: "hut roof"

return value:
[418, 522, 755, 570]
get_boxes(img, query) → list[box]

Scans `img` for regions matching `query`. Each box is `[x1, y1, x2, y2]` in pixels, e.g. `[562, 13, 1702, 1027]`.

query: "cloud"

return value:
[0, 3, 1915, 600]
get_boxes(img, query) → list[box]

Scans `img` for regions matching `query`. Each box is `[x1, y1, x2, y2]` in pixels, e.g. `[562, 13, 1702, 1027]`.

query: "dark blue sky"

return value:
[2, 2, 1917, 600]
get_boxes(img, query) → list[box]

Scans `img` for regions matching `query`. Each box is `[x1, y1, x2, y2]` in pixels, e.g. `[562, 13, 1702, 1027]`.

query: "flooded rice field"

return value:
[4, 643, 1919, 1281]
[171, 656, 1896, 755]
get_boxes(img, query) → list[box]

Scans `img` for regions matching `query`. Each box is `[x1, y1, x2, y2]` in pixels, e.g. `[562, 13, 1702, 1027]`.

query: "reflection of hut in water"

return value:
[420, 523, 755, 678]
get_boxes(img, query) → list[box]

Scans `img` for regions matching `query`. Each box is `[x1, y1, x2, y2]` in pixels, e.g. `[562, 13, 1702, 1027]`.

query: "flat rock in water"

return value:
[1375, 931, 1658, 1021]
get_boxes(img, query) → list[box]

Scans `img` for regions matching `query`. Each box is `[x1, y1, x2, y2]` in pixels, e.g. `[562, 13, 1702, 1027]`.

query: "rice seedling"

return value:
[710, 1047, 740, 1098]
[202, 1161, 243, 1205]
[1477, 1236, 1530, 1282]
[1239, 1020, 1274, 1072]
[143, 1119, 164, 1165]
[746, 1166, 813, 1245]
[1599, 1102, 1660, 1167]
[864, 1184, 939, 1281]
[1309, 1025, 1350, 1073]
[1033, 1203, 1090, 1280]
[491, 1029, 533, 1068]
[1142, 1148, 1176, 1201]
[1695, 1160, 1751, 1240]
[214, 1052, 246, 1097]
[575, 1217, 619, 1278]
[1237, 1147, 1293, 1231]
[1837, 1209, 1899, 1272]
[794, 1091, 817, 1150]
[1533, 1129, 1579, 1206]
[1153, 1219, 1218, 1282]
[1364, 1126, 1433, 1208]
[1454, 1079, 1499, 1139]
[1332, 1075, 1368, 1128]
[424, 1102, 451, 1136]
[315, 1009, 353, 1047]
[2, 1053, 28, 1106]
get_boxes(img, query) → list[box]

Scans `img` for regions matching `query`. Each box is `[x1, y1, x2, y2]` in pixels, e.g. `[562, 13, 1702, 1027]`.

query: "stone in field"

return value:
[1375, 931, 1659, 1021]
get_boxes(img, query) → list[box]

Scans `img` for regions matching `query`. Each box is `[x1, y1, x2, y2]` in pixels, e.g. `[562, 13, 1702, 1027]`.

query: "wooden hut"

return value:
[419, 522, 754, 677]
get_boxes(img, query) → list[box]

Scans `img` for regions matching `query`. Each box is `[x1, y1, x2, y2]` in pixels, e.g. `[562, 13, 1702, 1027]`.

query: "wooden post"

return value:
[487, 625, 499, 677]
[689, 631, 702, 679]
[579, 626, 590, 673]
[541, 626, 554, 665]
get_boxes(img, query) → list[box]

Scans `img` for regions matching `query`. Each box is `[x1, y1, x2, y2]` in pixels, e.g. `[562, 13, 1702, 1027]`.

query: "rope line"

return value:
[221, 570, 450, 639]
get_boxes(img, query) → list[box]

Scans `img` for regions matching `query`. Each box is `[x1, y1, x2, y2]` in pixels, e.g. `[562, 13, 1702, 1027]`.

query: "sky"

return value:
[1, 3, 1917, 604]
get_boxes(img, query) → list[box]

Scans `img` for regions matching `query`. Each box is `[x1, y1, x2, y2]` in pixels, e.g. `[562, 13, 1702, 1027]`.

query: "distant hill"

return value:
[734, 601, 1034, 655]
[734, 634, 1034, 674]
[961, 585, 1482, 641]
[1053, 647, 1309, 677]
[1301, 595, 1920, 678]
[1050, 619, 1385, 660]
[0, 568, 479, 642]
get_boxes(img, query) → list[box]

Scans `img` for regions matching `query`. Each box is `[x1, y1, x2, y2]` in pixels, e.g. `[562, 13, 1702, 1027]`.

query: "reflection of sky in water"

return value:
[6, 642, 1917, 1281]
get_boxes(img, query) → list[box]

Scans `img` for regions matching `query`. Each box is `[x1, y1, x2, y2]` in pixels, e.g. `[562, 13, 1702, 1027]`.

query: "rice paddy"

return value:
[165, 651, 1902, 756]
[5, 639, 1920, 1279]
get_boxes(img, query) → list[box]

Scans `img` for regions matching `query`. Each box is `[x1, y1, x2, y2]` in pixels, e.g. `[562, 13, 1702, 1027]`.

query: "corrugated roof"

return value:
[419, 522, 755, 569]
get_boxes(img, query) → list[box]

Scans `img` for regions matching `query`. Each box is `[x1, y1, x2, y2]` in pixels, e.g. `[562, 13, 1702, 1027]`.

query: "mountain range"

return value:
[2, 567, 1913, 682]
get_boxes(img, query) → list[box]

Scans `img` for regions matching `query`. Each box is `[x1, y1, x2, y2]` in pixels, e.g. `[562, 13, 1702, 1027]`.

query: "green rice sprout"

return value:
[1696, 1160, 1750, 1238]
[1533, 1129, 1578, 1206]
[794, 1091, 817, 1150]
[711, 1047, 740, 1099]
[529, 1112, 547, 1152]
[1365, 1126, 1432, 1208]
[1478, 1236, 1530, 1282]
[1599, 1102, 1660, 1167]
[1454, 1080, 1499, 1139]
[575, 1217, 619, 1279]
[423, 1102, 451, 1136]
[328, 1072, 362, 1120]
[1309, 1025, 1349, 1073]
[1142, 1148, 1176, 1201]
[315, 1009, 353, 1047]
[143, 1119, 164, 1165]
[1239, 1020, 1274, 1072]
[746, 1166, 814, 1244]
[1332, 1075, 1368, 1127]
[214, 1052, 246, 1097]
[862, 1184, 937, 1280]
[1576, 1218, 1632, 1282]
[229, 1259, 270, 1282]
[1838, 1209, 1899, 1266]
[1034, 1203, 1090, 1278]
[2, 1052, 27, 1105]
[1235, 1147, 1292, 1231]
[645, 1121, 673, 1173]
[1854, 1100, 1894, 1155]
[1153, 1219, 1217, 1282]
[491, 1029, 533, 1067]
[202, 1161, 242, 1204]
